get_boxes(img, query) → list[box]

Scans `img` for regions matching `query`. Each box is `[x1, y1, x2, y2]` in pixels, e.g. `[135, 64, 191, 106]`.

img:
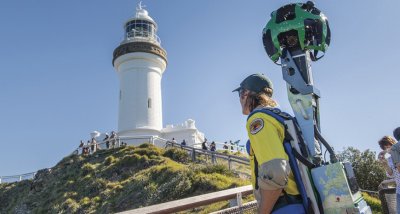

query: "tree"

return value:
[337, 147, 386, 191]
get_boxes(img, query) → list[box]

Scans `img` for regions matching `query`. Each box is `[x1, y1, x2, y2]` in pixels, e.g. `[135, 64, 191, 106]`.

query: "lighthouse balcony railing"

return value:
[123, 31, 161, 45]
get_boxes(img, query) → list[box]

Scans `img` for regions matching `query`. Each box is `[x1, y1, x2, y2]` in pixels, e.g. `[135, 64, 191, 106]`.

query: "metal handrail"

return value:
[116, 185, 254, 214]
[0, 172, 36, 184]
[165, 141, 249, 164]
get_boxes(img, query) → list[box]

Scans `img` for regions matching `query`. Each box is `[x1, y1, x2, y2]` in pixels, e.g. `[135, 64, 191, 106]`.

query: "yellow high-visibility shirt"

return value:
[247, 111, 299, 195]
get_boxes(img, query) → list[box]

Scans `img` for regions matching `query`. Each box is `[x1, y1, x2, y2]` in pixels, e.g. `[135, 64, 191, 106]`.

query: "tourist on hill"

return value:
[83, 140, 90, 155]
[378, 136, 400, 213]
[223, 141, 229, 150]
[110, 131, 117, 148]
[210, 141, 216, 152]
[79, 140, 84, 155]
[202, 139, 208, 150]
[172, 138, 177, 144]
[210, 141, 217, 164]
[230, 140, 234, 151]
[233, 74, 304, 213]
[181, 139, 186, 147]
[90, 138, 97, 154]
[103, 134, 110, 149]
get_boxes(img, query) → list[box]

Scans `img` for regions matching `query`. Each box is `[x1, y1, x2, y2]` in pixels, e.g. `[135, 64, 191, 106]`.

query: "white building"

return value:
[110, 4, 204, 147]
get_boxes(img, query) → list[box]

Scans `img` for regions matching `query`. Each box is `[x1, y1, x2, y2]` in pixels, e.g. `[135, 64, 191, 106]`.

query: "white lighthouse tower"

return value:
[109, 3, 205, 147]
[113, 3, 167, 138]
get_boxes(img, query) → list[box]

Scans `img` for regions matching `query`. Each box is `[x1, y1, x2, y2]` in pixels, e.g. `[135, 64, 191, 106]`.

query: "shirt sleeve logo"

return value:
[250, 118, 264, 135]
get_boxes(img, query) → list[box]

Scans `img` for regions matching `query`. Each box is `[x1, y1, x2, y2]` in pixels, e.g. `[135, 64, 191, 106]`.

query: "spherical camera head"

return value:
[262, 1, 331, 63]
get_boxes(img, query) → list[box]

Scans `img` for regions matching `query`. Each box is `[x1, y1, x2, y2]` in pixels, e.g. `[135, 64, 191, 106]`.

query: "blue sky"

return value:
[0, 0, 399, 176]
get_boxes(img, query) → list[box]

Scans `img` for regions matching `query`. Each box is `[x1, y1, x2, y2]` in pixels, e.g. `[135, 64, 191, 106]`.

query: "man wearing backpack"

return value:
[233, 74, 305, 214]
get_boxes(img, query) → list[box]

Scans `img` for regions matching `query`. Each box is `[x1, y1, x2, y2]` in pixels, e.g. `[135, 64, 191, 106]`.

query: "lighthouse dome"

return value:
[122, 2, 160, 45]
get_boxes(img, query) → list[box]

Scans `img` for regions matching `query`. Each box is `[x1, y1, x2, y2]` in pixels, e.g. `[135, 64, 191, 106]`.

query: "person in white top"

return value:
[378, 136, 400, 213]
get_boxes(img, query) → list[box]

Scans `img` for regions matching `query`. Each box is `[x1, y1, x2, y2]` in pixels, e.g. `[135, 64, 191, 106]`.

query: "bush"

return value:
[163, 148, 190, 163]
[362, 193, 382, 213]
[135, 147, 161, 157]
[79, 197, 91, 207]
[118, 154, 142, 167]
[104, 156, 116, 165]
[63, 198, 79, 213]
[81, 163, 96, 175]
[200, 164, 233, 176]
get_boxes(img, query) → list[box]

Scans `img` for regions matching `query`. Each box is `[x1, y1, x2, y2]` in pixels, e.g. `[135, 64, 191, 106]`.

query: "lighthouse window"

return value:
[125, 20, 155, 39]
[148, 98, 152, 108]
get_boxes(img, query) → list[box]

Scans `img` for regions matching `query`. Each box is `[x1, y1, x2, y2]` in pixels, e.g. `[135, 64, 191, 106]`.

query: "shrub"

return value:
[118, 154, 141, 167]
[106, 182, 123, 190]
[93, 196, 101, 203]
[104, 156, 116, 166]
[362, 193, 382, 213]
[79, 197, 91, 207]
[63, 198, 79, 213]
[200, 164, 233, 176]
[135, 147, 161, 157]
[81, 163, 96, 175]
[138, 143, 153, 148]
[163, 148, 190, 163]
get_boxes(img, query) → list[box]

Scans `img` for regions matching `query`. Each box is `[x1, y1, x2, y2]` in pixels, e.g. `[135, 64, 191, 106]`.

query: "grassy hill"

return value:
[0, 144, 250, 213]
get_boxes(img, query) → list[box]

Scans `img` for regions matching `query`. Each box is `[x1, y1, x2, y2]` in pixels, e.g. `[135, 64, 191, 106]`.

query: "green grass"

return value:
[0, 144, 250, 213]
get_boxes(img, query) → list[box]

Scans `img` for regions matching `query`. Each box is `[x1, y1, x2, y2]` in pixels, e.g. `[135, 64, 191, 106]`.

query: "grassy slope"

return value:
[0, 144, 250, 213]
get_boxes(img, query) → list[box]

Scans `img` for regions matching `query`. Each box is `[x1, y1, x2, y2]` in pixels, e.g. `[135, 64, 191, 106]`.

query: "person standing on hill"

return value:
[202, 139, 208, 150]
[233, 74, 304, 213]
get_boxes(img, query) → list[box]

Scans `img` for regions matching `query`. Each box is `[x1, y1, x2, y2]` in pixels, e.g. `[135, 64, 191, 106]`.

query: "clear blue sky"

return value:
[0, 0, 399, 176]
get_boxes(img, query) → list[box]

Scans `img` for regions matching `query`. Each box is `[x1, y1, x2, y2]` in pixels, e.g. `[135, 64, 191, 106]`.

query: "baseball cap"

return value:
[232, 74, 273, 93]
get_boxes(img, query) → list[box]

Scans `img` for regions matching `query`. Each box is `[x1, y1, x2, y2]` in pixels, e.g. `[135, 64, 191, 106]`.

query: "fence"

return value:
[0, 172, 36, 184]
[192, 141, 246, 154]
[72, 136, 170, 155]
[116, 185, 255, 214]
[378, 179, 396, 214]
[164, 141, 250, 177]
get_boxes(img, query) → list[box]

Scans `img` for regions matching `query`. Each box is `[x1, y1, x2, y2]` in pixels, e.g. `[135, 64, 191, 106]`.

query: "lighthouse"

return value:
[110, 3, 204, 147]
[112, 3, 167, 137]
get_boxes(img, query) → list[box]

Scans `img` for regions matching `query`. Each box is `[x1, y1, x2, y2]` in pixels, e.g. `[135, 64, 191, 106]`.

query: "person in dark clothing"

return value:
[181, 139, 187, 147]
[230, 140, 234, 151]
[210, 141, 216, 152]
[202, 139, 208, 150]
[79, 140, 84, 155]
[223, 141, 229, 150]
[103, 134, 110, 149]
